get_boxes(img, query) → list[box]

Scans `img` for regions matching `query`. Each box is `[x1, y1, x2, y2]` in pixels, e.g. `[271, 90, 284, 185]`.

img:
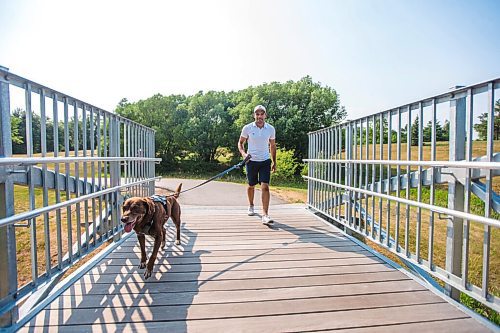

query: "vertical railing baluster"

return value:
[482, 83, 494, 299]
[416, 102, 423, 261]
[346, 124, 352, 228]
[307, 132, 312, 205]
[365, 118, 369, 236]
[90, 107, 97, 247]
[40, 89, 51, 277]
[371, 115, 376, 240]
[96, 110, 103, 242]
[462, 91, 473, 287]
[0, 65, 18, 327]
[333, 127, 338, 220]
[429, 99, 437, 270]
[327, 128, 332, 217]
[63, 97, 72, 263]
[353, 122, 358, 231]
[82, 104, 89, 251]
[446, 94, 465, 301]
[405, 105, 412, 257]
[339, 125, 344, 220]
[103, 112, 110, 238]
[74, 101, 81, 257]
[378, 113, 384, 243]
[53, 93, 63, 269]
[386, 111, 392, 248]
[396, 108, 401, 252]
[25, 83, 38, 283]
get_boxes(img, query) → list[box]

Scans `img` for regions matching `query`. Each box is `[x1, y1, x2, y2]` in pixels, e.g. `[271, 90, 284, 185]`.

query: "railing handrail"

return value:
[303, 175, 500, 228]
[303, 158, 500, 169]
[0, 156, 161, 166]
[0, 176, 161, 228]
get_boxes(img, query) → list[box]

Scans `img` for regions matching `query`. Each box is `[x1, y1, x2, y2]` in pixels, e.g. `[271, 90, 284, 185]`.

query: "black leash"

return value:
[162, 155, 252, 196]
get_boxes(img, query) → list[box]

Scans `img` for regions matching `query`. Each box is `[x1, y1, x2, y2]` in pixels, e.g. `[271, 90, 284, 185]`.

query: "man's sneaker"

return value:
[262, 215, 273, 225]
[247, 206, 255, 216]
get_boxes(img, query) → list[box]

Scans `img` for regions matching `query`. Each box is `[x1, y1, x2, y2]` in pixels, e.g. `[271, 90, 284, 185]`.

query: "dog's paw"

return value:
[175, 240, 181, 245]
[139, 261, 147, 269]
[144, 269, 152, 279]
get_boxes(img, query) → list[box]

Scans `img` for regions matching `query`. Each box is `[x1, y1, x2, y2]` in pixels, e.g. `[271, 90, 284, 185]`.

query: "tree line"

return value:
[115, 76, 346, 172]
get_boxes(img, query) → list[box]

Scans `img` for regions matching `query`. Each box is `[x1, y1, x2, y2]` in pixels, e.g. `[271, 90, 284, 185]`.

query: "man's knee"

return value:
[261, 183, 269, 192]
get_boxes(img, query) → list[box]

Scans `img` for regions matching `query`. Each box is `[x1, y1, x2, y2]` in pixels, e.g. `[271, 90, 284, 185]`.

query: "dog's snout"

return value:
[121, 216, 128, 223]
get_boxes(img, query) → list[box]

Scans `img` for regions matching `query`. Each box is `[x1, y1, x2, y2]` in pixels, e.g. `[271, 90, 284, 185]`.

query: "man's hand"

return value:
[271, 161, 276, 173]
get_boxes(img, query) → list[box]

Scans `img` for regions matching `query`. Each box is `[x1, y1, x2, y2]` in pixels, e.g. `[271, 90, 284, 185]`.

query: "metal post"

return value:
[0, 66, 19, 327]
[445, 95, 465, 300]
[110, 117, 120, 241]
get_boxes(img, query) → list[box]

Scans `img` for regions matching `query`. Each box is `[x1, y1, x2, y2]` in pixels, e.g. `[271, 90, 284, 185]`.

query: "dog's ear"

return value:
[144, 197, 155, 215]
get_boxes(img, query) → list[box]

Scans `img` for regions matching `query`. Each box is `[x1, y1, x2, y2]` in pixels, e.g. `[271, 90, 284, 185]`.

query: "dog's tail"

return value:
[173, 183, 182, 198]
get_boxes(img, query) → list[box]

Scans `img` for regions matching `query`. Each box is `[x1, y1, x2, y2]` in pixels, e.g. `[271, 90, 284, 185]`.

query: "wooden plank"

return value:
[104, 245, 367, 258]
[47, 280, 428, 310]
[27, 291, 444, 326]
[100, 250, 374, 264]
[114, 240, 358, 251]
[65, 271, 409, 295]
[22, 303, 483, 332]
[88, 256, 383, 275]
[78, 262, 395, 284]
[329, 318, 491, 333]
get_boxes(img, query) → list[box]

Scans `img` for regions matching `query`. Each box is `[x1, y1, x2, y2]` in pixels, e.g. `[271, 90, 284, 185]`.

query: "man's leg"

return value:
[259, 159, 272, 224]
[246, 161, 258, 216]
[247, 185, 255, 206]
[261, 183, 270, 215]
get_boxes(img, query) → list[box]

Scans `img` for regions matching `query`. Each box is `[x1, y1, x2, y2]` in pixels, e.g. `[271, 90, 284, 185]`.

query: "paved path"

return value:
[155, 177, 287, 207]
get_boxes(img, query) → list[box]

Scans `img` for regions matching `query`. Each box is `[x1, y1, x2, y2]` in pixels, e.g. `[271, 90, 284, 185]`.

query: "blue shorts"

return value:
[246, 159, 271, 186]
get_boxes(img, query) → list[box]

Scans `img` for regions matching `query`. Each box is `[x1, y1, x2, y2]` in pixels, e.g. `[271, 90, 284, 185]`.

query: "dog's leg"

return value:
[161, 227, 166, 250]
[138, 234, 148, 269]
[173, 216, 181, 245]
[145, 235, 162, 279]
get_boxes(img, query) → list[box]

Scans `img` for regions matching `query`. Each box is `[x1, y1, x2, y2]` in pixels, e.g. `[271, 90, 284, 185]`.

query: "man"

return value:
[238, 104, 277, 224]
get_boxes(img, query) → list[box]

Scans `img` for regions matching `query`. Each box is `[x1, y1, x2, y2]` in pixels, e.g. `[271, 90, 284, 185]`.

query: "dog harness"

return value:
[140, 195, 168, 235]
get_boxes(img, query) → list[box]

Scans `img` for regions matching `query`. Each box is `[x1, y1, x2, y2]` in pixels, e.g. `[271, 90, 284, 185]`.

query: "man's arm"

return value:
[270, 139, 277, 172]
[238, 136, 248, 158]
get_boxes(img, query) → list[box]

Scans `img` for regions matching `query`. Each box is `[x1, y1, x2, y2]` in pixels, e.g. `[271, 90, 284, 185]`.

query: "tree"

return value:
[411, 116, 419, 146]
[184, 91, 235, 162]
[116, 93, 188, 170]
[474, 99, 500, 140]
[115, 76, 345, 174]
[442, 120, 450, 142]
[423, 120, 445, 142]
[11, 109, 23, 145]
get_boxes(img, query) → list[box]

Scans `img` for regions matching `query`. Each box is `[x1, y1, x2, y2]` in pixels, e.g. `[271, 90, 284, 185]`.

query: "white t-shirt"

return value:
[240, 122, 276, 162]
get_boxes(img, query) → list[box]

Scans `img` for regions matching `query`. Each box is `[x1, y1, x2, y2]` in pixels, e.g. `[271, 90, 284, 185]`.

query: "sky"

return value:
[0, 0, 499, 121]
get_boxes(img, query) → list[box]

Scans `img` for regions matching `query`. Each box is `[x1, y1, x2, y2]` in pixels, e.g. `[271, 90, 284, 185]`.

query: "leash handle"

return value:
[237, 154, 252, 168]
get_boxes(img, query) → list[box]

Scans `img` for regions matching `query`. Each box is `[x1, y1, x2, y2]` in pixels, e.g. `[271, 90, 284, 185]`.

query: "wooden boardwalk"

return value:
[20, 204, 491, 332]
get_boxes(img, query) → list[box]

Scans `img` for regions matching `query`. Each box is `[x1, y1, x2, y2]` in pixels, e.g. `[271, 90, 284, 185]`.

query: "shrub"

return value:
[274, 148, 299, 180]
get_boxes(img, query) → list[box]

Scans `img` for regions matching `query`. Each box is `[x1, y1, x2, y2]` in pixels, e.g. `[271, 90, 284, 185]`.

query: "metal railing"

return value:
[304, 78, 500, 313]
[0, 66, 161, 328]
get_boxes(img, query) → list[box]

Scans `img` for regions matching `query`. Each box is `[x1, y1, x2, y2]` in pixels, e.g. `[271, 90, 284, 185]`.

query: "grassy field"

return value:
[12, 185, 116, 287]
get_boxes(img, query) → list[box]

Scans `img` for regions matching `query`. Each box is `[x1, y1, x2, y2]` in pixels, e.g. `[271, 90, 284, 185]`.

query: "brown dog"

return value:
[121, 183, 182, 279]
